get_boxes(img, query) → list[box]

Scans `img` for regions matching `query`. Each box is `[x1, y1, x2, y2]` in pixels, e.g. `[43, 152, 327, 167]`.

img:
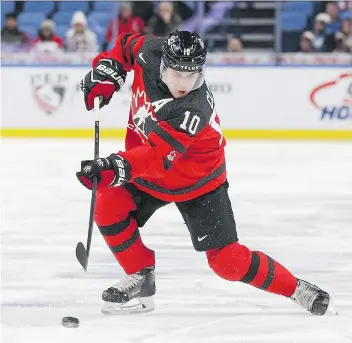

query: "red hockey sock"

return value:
[95, 187, 155, 274]
[206, 242, 297, 297]
[98, 216, 155, 274]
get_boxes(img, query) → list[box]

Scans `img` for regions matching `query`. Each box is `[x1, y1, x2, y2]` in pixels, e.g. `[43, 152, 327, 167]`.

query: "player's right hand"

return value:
[80, 58, 127, 111]
[76, 154, 131, 190]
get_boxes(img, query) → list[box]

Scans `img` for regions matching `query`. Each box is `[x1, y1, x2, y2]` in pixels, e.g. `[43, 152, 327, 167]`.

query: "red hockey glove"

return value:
[76, 154, 131, 190]
[80, 58, 127, 111]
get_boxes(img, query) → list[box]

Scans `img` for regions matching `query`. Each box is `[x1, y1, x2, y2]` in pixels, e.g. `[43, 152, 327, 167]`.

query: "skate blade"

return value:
[101, 297, 155, 315]
[327, 298, 338, 315]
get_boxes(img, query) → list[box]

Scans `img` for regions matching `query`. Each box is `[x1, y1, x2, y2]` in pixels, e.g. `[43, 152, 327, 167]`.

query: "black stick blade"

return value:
[76, 242, 88, 271]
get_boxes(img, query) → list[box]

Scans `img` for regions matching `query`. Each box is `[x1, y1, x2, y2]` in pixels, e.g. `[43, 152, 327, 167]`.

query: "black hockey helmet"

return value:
[162, 30, 207, 72]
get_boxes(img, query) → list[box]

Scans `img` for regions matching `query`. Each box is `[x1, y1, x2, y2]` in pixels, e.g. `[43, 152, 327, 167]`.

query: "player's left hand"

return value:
[76, 154, 131, 190]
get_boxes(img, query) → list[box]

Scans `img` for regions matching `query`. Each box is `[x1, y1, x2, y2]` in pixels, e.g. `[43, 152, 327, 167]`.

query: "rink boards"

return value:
[1, 65, 352, 139]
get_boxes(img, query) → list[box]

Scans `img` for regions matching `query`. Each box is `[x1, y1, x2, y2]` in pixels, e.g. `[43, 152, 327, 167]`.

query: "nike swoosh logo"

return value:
[198, 235, 208, 242]
[139, 53, 146, 64]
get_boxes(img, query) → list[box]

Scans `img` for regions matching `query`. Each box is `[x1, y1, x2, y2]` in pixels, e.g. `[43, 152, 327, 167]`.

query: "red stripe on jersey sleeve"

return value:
[92, 33, 145, 71]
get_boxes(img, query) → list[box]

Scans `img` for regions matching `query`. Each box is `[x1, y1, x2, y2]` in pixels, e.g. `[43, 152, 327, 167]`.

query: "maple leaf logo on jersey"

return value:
[131, 89, 157, 140]
[130, 88, 173, 142]
[167, 150, 177, 161]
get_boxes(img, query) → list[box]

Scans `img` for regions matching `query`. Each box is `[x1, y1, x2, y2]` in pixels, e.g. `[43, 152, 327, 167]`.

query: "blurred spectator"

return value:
[325, 2, 342, 33]
[1, 12, 30, 46]
[147, 2, 182, 37]
[227, 37, 243, 53]
[337, 1, 352, 11]
[311, 13, 336, 52]
[341, 17, 352, 36]
[334, 31, 348, 51]
[117, 2, 144, 34]
[132, 1, 154, 24]
[66, 11, 98, 52]
[297, 31, 316, 53]
[103, 2, 144, 51]
[175, 2, 195, 21]
[325, 2, 340, 23]
[337, 17, 352, 52]
[32, 19, 64, 53]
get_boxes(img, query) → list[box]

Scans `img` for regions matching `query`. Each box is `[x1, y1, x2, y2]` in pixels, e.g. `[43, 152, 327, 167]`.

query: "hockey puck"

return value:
[61, 316, 79, 328]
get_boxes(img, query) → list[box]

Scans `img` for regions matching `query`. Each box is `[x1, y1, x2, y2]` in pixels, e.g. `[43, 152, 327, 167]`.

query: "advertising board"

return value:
[1, 66, 351, 139]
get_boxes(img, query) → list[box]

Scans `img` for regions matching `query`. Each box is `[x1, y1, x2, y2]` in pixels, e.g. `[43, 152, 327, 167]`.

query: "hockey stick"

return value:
[76, 97, 100, 271]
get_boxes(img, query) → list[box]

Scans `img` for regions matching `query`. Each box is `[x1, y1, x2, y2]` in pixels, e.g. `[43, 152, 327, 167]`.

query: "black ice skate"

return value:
[101, 267, 156, 315]
[290, 279, 337, 315]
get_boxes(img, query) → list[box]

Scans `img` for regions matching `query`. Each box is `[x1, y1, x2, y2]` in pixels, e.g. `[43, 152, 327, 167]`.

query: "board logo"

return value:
[31, 73, 68, 114]
[309, 73, 352, 120]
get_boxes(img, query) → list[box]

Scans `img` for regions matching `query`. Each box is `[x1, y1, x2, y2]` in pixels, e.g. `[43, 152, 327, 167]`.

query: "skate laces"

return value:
[112, 273, 143, 292]
[291, 281, 317, 310]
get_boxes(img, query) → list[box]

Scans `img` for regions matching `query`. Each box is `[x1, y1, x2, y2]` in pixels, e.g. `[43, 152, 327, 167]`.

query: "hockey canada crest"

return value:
[130, 88, 173, 141]
[31, 73, 67, 115]
[167, 150, 177, 161]
[131, 89, 157, 140]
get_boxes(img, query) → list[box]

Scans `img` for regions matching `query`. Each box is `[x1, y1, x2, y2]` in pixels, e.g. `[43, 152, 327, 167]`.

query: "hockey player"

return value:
[77, 30, 333, 315]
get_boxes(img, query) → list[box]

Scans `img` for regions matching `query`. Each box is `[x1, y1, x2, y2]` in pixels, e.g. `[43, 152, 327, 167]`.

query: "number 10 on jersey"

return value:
[180, 110, 223, 145]
[180, 111, 200, 135]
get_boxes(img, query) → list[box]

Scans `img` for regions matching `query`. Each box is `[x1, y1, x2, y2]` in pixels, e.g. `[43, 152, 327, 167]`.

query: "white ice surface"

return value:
[1, 140, 352, 343]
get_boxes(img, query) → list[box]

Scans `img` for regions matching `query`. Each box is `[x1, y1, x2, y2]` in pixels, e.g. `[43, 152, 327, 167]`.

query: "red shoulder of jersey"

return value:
[92, 33, 155, 72]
